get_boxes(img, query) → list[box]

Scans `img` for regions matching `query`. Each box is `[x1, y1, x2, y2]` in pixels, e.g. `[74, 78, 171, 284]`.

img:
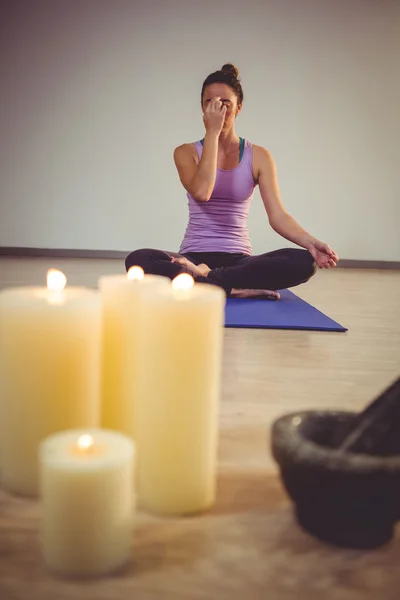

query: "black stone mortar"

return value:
[271, 410, 400, 549]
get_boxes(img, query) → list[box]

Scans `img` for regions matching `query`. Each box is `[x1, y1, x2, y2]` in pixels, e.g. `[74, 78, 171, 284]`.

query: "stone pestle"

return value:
[338, 376, 400, 455]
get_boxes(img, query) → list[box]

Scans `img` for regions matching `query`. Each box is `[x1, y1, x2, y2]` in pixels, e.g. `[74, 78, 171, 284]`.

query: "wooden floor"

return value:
[1, 257, 400, 600]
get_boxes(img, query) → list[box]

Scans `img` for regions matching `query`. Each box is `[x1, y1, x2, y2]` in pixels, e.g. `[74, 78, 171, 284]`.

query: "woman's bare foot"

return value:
[170, 257, 211, 277]
[170, 259, 279, 298]
[230, 288, 280, 300]
[196, 263, 211, 276]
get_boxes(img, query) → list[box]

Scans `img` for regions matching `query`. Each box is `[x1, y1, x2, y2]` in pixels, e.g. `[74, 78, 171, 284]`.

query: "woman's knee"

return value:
[299, 250, 317, 282]
[281, 248, 316, 284]
[125, 248, 158, 272]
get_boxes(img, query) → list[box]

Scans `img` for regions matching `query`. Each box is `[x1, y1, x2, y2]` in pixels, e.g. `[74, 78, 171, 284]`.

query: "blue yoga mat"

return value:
[224, 289, 347, 332]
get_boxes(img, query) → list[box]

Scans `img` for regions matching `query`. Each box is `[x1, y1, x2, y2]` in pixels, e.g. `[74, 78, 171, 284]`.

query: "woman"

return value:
[125, 64, 339, 298]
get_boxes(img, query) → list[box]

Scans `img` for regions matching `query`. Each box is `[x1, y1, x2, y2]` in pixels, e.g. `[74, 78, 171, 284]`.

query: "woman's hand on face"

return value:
[307, 239, 339, 269]
[203, 96, 227, 136]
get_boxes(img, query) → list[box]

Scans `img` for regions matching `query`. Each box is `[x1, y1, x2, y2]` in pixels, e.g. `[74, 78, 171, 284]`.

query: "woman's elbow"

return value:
[268, 216, 281, 234]
[194, 194, 210, 202]
[189, 188, 211, 202]
[268, 210, 288, 234]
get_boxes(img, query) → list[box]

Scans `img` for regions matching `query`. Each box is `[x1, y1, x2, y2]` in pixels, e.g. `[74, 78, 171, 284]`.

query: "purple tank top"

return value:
[179, 139, 256, 255]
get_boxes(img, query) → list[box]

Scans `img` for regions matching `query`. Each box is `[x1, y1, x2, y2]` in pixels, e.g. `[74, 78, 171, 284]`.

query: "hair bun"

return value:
[221, 63, 239, 78]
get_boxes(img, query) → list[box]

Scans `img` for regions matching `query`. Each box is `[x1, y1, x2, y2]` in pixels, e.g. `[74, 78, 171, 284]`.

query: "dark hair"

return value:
[201, 63, 244, 104]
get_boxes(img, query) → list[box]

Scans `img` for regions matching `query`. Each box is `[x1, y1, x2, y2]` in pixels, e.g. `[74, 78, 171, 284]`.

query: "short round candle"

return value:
[0, 269, 101, 497]
[39, 428, 135, 577]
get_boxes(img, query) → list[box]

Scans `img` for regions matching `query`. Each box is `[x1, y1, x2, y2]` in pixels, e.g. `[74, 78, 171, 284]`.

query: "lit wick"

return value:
[77, 434, 94, 453]
[172, 273, 194, 291]
[47, 269, 67, 304]
[47, 269, 67, 293]
[127, 266, 145, 281]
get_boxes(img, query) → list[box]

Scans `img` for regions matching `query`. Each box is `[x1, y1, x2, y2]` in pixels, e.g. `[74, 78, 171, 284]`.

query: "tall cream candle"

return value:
[0, 270, 101, 497]
[99, 267, 169, 437]
[40, 428, 135, 577]
[135, 274, 225, 516]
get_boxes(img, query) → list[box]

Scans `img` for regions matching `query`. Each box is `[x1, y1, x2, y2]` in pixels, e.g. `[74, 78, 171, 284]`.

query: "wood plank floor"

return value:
[0, 257, 400, 600]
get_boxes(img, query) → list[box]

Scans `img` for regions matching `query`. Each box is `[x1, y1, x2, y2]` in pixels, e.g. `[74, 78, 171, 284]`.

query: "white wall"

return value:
[0, 0, 399, 260]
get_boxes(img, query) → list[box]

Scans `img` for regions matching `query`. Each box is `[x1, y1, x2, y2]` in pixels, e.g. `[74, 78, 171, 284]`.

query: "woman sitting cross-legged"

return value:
[125, 63, 339, 299]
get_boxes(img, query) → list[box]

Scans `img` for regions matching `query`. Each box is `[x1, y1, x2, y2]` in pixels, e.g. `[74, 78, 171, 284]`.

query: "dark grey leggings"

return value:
[125, 248, 316, 296]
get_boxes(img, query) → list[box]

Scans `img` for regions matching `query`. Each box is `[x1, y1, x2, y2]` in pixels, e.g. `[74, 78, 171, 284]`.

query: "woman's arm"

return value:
[174, 132, 219, 202]
[255, 146, 339, 268]
[174, 97, 226, 202]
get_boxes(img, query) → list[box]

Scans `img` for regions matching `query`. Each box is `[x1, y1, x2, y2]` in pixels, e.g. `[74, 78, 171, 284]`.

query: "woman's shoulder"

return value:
[251, 143, 276, 166]
[247, 142, 276, 183]
[174, 140, 202, 149]
[249, 141, 272, 156]
[174, 141, 202, 164]
[243, 139, 273, 159]
[173, 142, 201, 169]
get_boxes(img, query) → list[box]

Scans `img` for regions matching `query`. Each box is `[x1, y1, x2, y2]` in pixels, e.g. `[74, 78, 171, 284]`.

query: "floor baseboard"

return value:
[336, 259, 400, 270]
[1, 247, 399, 270]
[0, 247, 128, 260]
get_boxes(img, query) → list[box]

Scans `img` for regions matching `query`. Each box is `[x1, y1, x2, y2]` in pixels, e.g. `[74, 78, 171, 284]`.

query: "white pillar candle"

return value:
[0, 269, 101, 497]
[40, 428, 135, 577]
[98, 267, 168, 437]
[135, 274, 225, 516]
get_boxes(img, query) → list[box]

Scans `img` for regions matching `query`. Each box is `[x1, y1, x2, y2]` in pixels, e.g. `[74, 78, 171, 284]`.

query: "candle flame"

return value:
[47, 269, 67, 293]
[172, 273, 194, 291]
[77, 434, 94, 451]
[127, 266, 145, 281]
